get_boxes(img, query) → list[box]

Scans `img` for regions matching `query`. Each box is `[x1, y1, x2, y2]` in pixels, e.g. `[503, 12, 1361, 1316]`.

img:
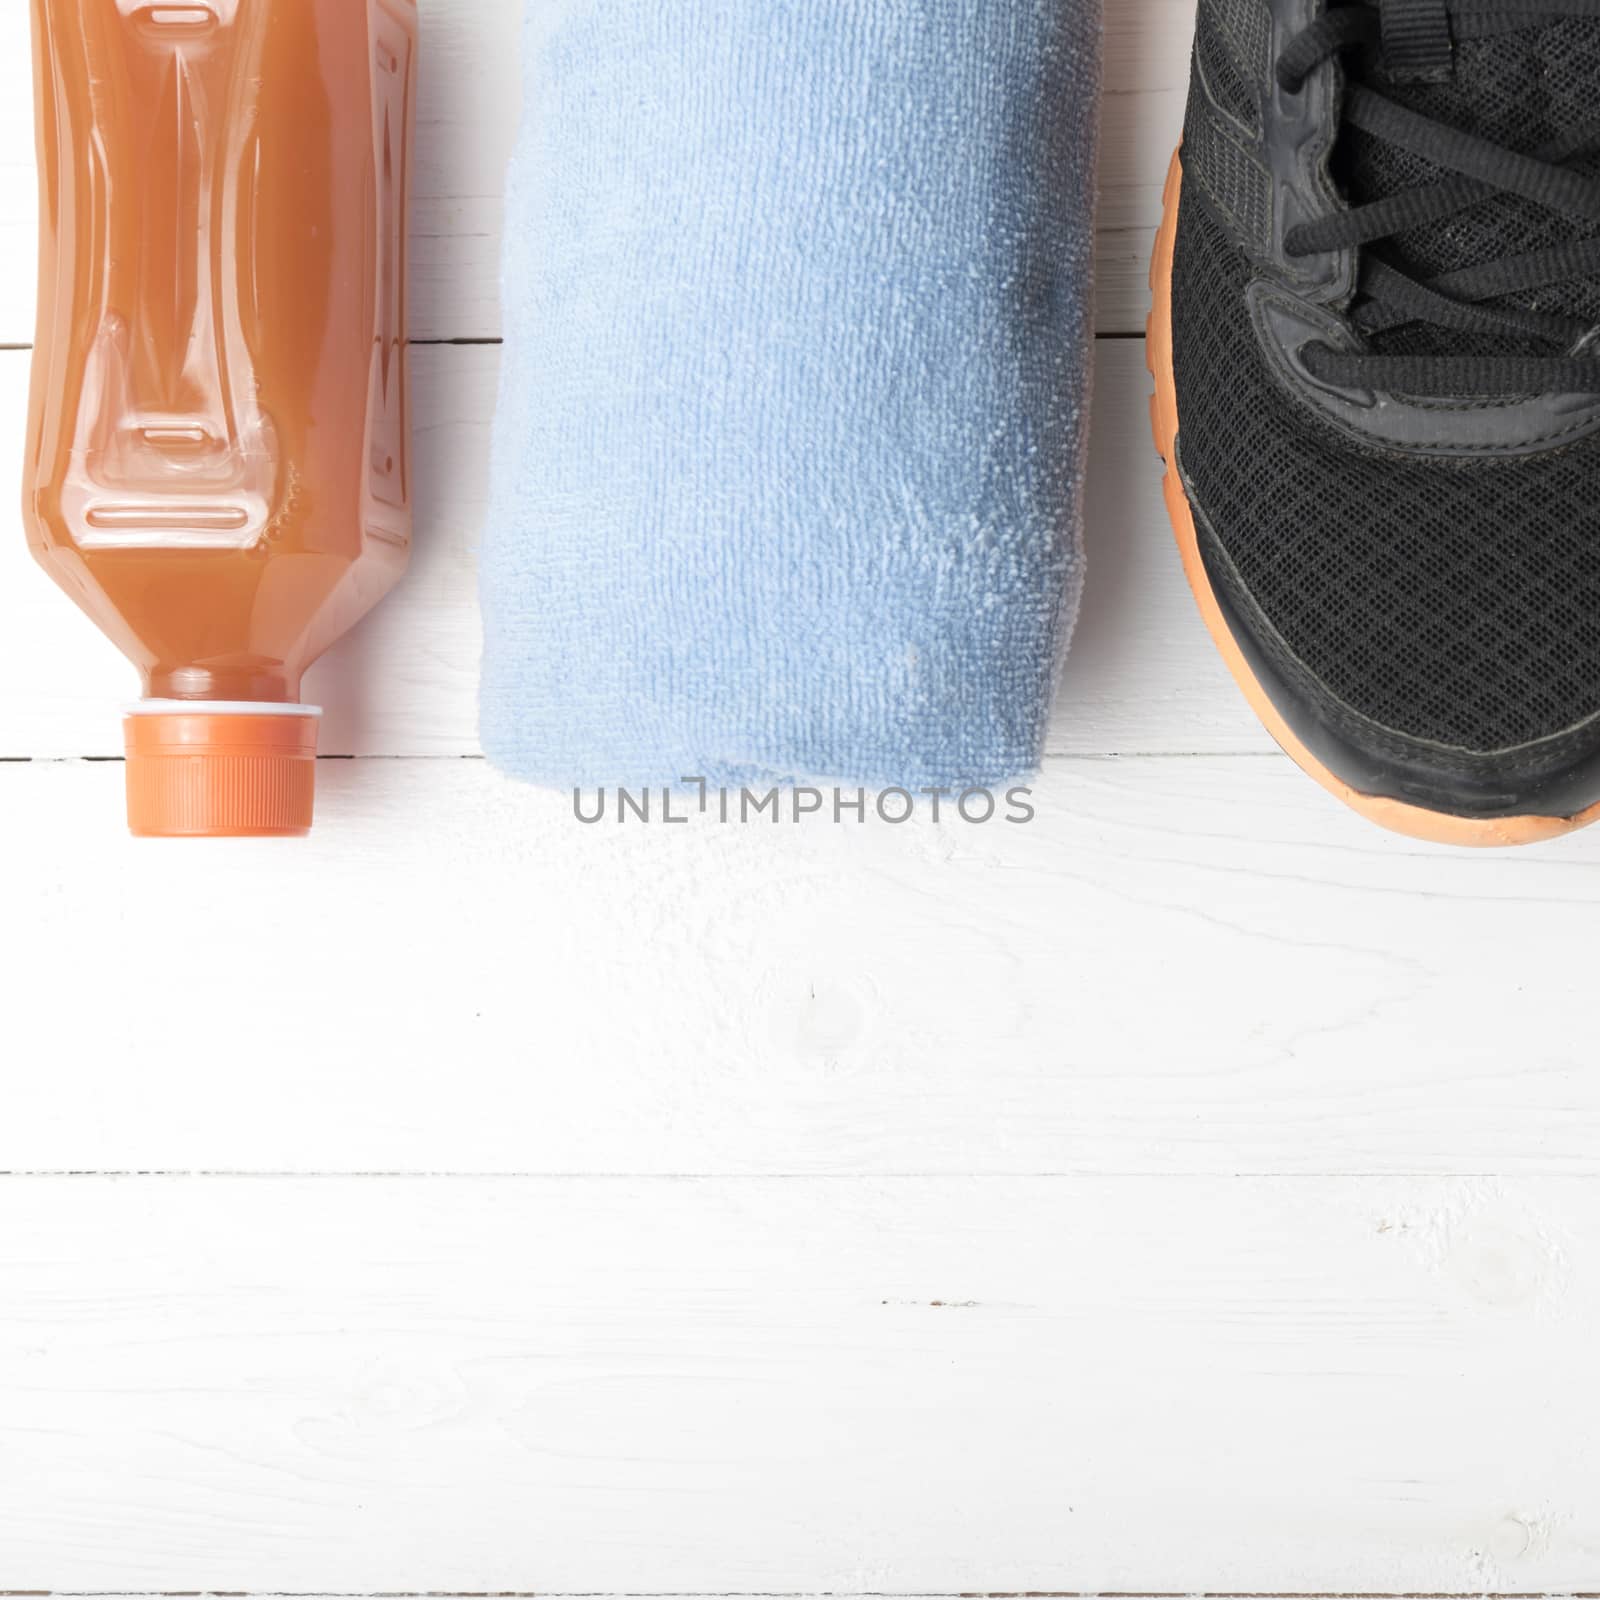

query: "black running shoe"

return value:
[1151, 0, 1600, 845]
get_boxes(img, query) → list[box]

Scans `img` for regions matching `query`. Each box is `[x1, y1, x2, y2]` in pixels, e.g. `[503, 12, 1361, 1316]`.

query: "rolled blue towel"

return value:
[481, 0, 1103, 790]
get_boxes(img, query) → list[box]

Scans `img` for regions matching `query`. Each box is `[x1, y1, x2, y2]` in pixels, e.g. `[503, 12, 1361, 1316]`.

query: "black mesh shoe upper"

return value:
[1174, 0, 1600, 775]
[1174, 192, 1600, 754]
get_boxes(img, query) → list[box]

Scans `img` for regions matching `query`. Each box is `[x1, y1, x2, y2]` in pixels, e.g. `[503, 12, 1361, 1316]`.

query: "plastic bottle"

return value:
[25, 0, 418, 836]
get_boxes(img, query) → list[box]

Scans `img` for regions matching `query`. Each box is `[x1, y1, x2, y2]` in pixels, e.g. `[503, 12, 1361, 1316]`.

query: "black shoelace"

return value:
[1277, 0, 1600, 396]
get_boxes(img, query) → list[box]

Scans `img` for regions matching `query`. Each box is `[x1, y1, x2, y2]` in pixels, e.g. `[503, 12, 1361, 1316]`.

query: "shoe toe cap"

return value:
[1194, 507, 1600, 825]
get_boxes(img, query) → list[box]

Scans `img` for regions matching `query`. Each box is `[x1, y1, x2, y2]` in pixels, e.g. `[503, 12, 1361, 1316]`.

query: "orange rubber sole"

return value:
[1147, 151, 1600, 848]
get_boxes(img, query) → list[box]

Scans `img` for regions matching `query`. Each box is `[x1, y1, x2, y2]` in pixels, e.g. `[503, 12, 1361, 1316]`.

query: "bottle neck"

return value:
[146, 666, 303, 704]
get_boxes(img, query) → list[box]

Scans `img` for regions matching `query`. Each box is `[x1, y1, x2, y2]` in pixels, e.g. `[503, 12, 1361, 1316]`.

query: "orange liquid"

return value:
[25, 0, 416, 710]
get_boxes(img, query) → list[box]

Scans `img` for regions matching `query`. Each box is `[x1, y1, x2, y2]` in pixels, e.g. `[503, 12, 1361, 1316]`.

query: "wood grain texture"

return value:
[5, 5, 1595, 1595]
[0, 1, 1189, 346]
[0, 341, 1270, 761]
[6, 753, 1600, 1176]
[0, 1174, 1592, 1593]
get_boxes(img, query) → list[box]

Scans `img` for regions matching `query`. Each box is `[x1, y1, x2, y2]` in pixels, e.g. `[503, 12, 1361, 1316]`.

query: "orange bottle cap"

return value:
[123, 704, 321, 838]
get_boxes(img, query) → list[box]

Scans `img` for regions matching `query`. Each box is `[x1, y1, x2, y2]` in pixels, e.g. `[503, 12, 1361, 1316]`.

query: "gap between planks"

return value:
[0, 1170, 1555, 1181]
[0, 753, 1284, 767]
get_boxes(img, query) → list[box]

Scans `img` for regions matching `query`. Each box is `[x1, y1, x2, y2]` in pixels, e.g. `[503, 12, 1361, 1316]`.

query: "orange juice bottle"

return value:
[25, 0, 417, 836]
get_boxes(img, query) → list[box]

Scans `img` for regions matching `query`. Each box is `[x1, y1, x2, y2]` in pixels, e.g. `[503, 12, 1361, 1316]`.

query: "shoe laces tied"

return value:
[1278, 0, 1600, 396]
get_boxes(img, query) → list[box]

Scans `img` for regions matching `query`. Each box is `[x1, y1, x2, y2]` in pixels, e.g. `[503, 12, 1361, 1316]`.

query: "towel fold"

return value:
[481, 0, 1103, 789]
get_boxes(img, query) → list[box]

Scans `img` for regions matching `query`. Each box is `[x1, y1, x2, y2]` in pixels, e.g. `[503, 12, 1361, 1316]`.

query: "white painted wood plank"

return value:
[0, 1173, 1589, 1592]
[1097, 0, 1196, 333]
[0, 1, 1190, 345]
[0, 339, 1269, 763]
[4, 753, 1599, 1176]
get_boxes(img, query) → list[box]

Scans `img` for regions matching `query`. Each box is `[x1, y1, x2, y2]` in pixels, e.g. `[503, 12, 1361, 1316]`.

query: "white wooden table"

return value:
[4, 2, 1598, 1593]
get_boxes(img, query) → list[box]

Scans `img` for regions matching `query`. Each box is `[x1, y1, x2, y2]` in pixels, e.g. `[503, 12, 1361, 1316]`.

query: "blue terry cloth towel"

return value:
[481, 0, 1103, 790]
